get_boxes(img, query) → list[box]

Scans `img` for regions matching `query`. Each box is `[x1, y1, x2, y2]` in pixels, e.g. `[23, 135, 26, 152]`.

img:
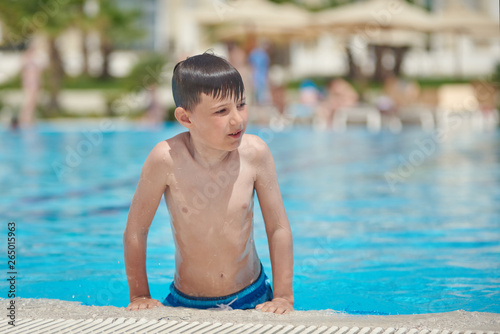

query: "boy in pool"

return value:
[123, 52, 294, 314]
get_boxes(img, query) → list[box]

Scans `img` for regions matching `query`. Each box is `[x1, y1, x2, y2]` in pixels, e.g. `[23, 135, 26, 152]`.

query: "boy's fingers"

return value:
[263, 304, 274, 313]
[256, 300, 293, 314]
[257, 303, 267, 312]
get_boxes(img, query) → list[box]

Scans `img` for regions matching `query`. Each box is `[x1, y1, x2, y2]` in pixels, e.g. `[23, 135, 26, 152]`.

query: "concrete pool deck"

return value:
[1, 299, 499, 333]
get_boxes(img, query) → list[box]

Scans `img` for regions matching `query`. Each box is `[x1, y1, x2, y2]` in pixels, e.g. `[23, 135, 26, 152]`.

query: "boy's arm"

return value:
[253, 138, 294, 314]
[123, 142, 170, 311]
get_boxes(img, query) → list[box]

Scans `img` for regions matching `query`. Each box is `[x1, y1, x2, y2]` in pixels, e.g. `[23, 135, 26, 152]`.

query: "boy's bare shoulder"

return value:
[148, 132, 189, 167]
[240, 134, 272, 162]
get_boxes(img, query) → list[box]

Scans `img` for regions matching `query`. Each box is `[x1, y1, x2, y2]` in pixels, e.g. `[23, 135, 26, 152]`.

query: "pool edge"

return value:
[2, 298, 499, 332]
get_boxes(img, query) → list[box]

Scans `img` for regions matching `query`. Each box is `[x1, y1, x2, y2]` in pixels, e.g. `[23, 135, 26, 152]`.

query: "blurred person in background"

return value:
[316, 78, 359, 130]
[269, 65, 287, 116]
[376, 75, 420, 114]
[472, 80, 500, 130]
[248, 41, 270, 105]
[19, 40, 44, 127]
[376, 75, 419, 131]
[228, 41, 253, 106]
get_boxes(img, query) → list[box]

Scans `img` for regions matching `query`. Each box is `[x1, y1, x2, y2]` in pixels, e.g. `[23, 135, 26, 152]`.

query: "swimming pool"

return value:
[1, 121, 499, 315]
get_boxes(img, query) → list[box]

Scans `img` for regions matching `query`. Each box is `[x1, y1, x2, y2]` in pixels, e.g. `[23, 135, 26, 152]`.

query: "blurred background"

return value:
[0, 0, 499, 130]
[1, 0, 500, 314]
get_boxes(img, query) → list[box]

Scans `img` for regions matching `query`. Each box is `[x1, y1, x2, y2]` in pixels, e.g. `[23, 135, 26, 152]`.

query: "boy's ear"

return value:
[174, 107, 192, 128]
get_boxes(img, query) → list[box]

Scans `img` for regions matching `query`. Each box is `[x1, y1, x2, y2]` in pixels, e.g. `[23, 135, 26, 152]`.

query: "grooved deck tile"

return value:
[358, 327, 372, 334]
[154, 320, 194, 332]
[5, 318, 500, 334]
[346, 327, 361, 334]
[194, 321, 226, 334]
[13, 318, 60, 333]
[252, 324, 280, 334]
[37, 318, 88, 334]
[288, 325, 308, 334]
[274, 324, 296, 334]
[335, 327, 352, 334]
[71, 317, 115, 333]
[321, 326, 340, 334]
[10, 318, 52, 332]
[119, 317, 150, 332]
[28, 318, 68, 333]
[56, 318, 103, 334]
[0, 318, 26, 332]
[98, 318, 141, 333]
[214, 322, 247, 334]
[133, 319, 178, 333]
[309, 325, 330, 334]
[178, 321, 213, 334]
[302, 325, 321, 334]
[240, 323, 265, 334]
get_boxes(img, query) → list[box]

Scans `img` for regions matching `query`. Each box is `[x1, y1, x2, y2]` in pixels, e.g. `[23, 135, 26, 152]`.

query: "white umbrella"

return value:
[195, 0, 312, 32]
[315, 0, 435, 33]
[209, 23, 317, 43]
[433, 0, 500, 35]
[432, 0, 499, 77]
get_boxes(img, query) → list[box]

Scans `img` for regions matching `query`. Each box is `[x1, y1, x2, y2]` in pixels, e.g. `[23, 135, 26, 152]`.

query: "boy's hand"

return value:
[255, 297, 293, 314]
[126, 297, 164, 311]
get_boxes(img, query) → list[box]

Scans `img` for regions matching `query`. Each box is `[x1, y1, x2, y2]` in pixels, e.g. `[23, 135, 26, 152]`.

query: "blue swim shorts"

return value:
[162, 264, 273, 310]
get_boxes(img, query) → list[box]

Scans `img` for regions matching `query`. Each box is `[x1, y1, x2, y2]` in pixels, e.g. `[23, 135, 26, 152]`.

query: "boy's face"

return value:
[188, 93, 248, 152]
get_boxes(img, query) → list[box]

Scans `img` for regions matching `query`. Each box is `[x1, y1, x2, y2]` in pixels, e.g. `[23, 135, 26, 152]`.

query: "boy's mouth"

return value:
[229, 130, 243, 138]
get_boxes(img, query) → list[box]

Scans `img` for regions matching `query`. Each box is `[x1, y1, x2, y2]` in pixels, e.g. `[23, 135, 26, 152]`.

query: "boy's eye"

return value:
[237, 102, 247, 109]
[215, 109, 226, 114]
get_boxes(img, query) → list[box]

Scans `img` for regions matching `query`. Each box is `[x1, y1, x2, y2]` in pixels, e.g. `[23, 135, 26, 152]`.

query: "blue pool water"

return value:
[1, 121, 499, 315]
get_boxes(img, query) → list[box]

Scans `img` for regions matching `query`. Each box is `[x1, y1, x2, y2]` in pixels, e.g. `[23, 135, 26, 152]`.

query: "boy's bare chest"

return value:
[166, 161, 255, 218]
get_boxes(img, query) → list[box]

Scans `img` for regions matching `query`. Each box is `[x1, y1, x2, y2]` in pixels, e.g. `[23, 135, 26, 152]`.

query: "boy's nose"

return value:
[229, 108, 243, 126]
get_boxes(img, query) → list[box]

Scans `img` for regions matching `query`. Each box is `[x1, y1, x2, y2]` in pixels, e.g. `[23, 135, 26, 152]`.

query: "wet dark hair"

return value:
[172, 52, 245, 111]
